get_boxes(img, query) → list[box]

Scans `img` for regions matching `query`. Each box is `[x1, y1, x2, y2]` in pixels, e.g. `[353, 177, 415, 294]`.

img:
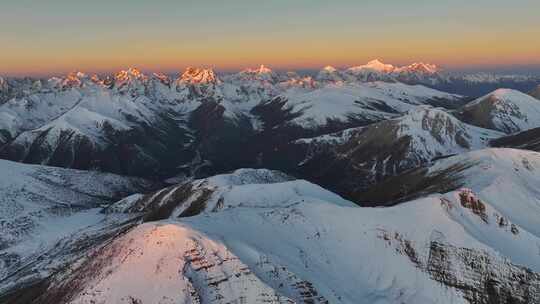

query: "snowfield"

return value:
[19, 152, 540, 304]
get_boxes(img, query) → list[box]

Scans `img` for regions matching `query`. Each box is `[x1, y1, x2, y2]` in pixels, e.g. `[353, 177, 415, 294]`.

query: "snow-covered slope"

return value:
[458, 88, 540, 134]
[0, 89, 83, 145]
[0, 159, 154, 291]
[278, 107, 502, 200]
[359, 148, 540, 214]
[254, 82, 464, 136]
[423, 149, 540, 236]
[17, 162, 540, 304]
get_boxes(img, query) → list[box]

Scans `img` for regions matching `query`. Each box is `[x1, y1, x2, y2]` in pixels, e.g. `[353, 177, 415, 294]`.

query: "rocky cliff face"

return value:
[426, 241, 540, 304]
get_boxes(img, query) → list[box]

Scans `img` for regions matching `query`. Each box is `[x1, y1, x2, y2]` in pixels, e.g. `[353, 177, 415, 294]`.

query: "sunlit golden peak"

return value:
[179, 67, 220, 84]
[58, 71, 87, 88]
[397, 62, 440, 74]
[349, 59, 396, 73]
[241, 64, 273, 75]
[114, 67, 148, 82]
[261, 64, 271, 71]
[322, 65, 338, 72]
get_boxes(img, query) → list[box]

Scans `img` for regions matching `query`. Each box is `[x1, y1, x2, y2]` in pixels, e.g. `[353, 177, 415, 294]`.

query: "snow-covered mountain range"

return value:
[313, 60, 540, 93]
[1, 64, 540, 303]
[0, 67, 467, 177]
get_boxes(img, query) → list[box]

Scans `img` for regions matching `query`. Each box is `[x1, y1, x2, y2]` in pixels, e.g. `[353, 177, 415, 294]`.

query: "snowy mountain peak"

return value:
[240, 64, 273, 75]
[365, 59, 396, 72]
[178, 67, 220, 84]
[483, 88, 534, 102]
[114, 67, 148, 83]
[459, 88, 540, 134]
[49, 71, 88, 89]
[110, 68, 149, 95]
[398, 62, 440, 74]
[339, 60, 446, 84]
[322, 65, 337, 72]
[316, 65, 344, 82]
[255, 64, 273, 74]
[349, 59, 396, 73]
[234, 65, 278, 83]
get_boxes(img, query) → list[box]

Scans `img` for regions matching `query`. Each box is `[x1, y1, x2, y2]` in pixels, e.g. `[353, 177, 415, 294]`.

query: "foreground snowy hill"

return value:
[6, 154, 540, 304]
[457, 88, 540, 134]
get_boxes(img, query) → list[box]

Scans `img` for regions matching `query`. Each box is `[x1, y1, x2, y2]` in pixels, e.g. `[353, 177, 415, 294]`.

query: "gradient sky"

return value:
[1, 0, 539, 76]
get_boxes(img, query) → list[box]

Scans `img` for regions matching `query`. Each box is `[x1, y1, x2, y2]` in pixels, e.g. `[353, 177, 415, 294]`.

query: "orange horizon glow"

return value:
[1, 1, 539, 77]
[4, 45, 540, 77]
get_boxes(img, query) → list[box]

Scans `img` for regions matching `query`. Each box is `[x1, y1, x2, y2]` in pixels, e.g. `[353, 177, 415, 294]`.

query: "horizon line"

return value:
[3, 62, 540, 78]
